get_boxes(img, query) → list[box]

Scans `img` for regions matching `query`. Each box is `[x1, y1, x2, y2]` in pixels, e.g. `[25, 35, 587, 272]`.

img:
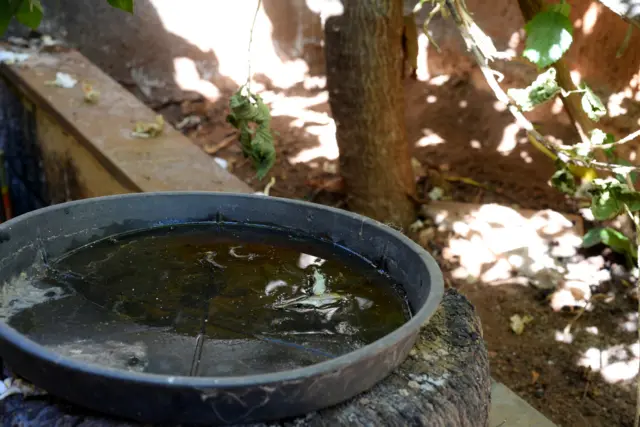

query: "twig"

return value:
[442, 0, 640, 173]
[597, 128, 640, 150]
[203, 132, 238, 155]
[246, 0, 262, 91]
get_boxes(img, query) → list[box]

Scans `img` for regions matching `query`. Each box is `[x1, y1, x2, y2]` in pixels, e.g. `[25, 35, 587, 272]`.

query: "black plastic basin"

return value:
[0, 192, 443, 425]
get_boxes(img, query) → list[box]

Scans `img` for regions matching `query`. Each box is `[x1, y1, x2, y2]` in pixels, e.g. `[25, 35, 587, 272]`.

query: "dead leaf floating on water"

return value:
[131, 115, 165, 139]
[510, 314, 533, 335]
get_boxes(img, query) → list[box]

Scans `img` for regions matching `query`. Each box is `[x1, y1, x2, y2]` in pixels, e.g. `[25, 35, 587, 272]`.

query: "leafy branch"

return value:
[225, 0, 276, 180]
[416, 0, 640, 424]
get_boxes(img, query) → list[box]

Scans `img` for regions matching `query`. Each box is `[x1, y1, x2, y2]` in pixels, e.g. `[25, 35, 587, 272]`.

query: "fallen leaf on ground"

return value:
[82, 82, 100, 103]
[131, 115, 165, 139]
[45, 72, 77, 88]
[510, 314, 533, 335]
[531, 370, 540, 384]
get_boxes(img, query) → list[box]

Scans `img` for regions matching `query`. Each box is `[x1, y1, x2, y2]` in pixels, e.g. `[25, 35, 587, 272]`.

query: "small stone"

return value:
[407, 380, 420, 389]
[399, 388, 410, 397]
[359, 398, 370, 405]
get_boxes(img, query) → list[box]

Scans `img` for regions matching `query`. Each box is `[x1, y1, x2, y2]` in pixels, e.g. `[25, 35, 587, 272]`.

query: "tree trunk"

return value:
[324, 0, 416, 229]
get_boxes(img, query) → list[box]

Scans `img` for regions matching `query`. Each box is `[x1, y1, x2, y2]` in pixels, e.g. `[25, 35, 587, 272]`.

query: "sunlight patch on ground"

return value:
[416, 129, 445, 147]
[305, 0, 344, 24]
[429, 75, 450, 86]
[420, 202, 618, 313]
[288, 120, 339, 164]
[496, 123, 521, 154]
[581, 3, 602, 36]
[423, 202, 583, 285]
[551, 97, 564, 115]
[607, 72, 640, 118]
[416, 33, 431, 82]
[173, 57, 220, 101]
[153, 0, 309, 88]
[260, 89, 338, 164]
[579, 343, 639, 383]
[493, 101, 508, 112]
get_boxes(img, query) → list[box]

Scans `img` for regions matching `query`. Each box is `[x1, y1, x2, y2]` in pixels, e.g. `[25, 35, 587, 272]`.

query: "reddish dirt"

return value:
[458, 259, 637, 427]
[158, 64, 638, 427]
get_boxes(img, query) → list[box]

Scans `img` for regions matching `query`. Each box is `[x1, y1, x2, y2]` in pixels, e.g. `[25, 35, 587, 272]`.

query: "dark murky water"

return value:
[3, 223, 410, 377]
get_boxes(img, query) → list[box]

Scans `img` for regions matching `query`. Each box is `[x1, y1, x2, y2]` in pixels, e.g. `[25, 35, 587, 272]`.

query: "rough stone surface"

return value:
[0, 289, 491, 427]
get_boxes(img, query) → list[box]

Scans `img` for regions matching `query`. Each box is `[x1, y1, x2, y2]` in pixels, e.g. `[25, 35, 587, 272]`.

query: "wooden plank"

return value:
[0, 50, 252, 195]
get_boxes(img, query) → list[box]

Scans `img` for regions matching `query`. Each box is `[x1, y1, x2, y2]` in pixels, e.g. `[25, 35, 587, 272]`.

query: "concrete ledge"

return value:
[0, 49, 251, 202]
[490, 381, 556, 427]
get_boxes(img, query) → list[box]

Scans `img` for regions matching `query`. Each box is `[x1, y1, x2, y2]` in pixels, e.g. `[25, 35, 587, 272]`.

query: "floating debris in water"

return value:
[0, 272, 67, 321]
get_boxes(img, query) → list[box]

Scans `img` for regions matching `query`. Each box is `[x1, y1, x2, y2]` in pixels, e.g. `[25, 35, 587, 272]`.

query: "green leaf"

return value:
[107, 0, 134, 13]
[589, 178, 640, 220]
[507, 68, 560, 111]
[550, 165, 576, 195]
[548, 1, 571, 17]
[582, 227, 637, 265]
[15, 0, 42, 30]
[226, 88, 276, 180]
[589, 179, 625, 220]
[613, 158, 639, 184]
[580, 83, 607, 122]
[523, 10, 574, 68]
[0, 0, 17, 34]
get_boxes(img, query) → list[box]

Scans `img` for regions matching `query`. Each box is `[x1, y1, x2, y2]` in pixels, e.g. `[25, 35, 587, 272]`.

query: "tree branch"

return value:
[442, 0, 640, 173]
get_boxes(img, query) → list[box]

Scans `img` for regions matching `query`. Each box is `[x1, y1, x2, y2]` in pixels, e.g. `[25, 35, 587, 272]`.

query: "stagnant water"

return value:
[3, 223, 410, 377]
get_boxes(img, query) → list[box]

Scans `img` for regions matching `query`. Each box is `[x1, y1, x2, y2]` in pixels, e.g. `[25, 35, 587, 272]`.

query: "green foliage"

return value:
[0, 0, 25, 34]
[588, 178, 640, 221]
[107, 0, 134, 13]
[583, 227, 637, 265]
[507, 68, 560, 111]
[579, 83, 607, 122]
[15, 0, 42, 29]
[550, 163, 576, 195]
[226, 88, 276, 180]
[0, 0, 133, 35]
[523, 8, 573, 68]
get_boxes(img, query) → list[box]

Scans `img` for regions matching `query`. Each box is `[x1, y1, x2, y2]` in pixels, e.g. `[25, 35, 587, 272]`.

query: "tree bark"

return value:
[324, 0, 417, 229]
